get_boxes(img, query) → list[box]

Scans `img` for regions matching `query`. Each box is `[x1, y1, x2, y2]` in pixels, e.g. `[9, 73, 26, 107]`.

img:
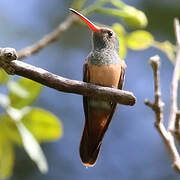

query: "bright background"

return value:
[0, 0, 180, 179]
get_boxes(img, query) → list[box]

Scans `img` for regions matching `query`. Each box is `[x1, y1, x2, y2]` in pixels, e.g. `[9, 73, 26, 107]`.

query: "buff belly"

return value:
[88, 63, 121, 110]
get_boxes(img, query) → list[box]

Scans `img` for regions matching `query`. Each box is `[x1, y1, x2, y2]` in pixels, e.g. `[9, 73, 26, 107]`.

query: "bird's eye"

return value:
[5, 52, 12, 58]
[108, 31, 113, 37]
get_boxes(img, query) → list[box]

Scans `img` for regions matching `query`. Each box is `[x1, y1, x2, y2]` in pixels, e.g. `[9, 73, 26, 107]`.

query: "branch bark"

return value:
[11, 60, 135, 105]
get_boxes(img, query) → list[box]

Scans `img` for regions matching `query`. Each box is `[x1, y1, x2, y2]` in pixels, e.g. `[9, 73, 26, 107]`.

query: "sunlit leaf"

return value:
[118, 37, 127, 59]
[0, 108, 31, 145]
[0, 114, 22, 145]
[95, 7, 147, 28]
[0, 108, 62, 145]
[122, 6, 148, 28]
[22, 108, 63, 142]
[152, 41, 176, 61]
[16, 122, 48, 174]
[9, 78, 43, 109]
[0, 94, 10, 109]
[0, 69, 9, 85]
[112, 23, 127, 59]
[112, 23, 126, 35]
[110, 0, 147, 28]
[126, 30, 154, 50]
[0, 134, 14, 179]
[8, 81, 29, 99]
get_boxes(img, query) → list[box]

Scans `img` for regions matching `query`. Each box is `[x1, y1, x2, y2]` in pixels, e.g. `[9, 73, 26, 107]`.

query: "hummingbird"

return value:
[70, 8, 126, 167]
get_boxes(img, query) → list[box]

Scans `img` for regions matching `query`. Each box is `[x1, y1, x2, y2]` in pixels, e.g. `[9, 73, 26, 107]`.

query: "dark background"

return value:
[0, 0, 180, 179]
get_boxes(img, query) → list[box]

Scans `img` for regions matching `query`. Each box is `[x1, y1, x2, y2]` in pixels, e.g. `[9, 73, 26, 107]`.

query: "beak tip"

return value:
[69, 8, 100, 32]
[69, 8, 76, 14]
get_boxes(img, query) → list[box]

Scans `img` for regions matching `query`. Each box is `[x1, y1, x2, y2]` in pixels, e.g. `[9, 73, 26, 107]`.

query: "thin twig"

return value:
[175, 111, 180, 133]
[145, 55, 164, 125]
[0, 48, 136, 106]
[174, 111, 180, 145]
[145, 55, 180, 173]
[168, 18, 180, 132]
[17, 15, 78, 60]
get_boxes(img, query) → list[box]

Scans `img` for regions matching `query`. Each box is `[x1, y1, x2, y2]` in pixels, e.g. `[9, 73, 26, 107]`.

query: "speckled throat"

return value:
[87, 49, 121, 66]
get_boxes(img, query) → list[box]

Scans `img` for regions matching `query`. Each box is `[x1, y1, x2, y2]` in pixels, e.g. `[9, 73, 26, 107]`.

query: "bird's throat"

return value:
[87, 49, 120, 66]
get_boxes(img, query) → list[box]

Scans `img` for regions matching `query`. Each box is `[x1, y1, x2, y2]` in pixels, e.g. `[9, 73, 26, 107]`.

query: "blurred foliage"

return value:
[0, 69, 9, 84]
[0, 75, 62, 178]
[0, 0, 178, 179]
[112, 23, 154, 58]
[8, 78, 43, 109]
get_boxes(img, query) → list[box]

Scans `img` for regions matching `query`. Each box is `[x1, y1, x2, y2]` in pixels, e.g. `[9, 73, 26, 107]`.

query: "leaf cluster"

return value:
[0, 75, 62, 178]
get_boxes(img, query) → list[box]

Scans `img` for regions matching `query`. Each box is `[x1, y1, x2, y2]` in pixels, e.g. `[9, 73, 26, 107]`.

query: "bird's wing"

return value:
[118, 62, 125, 89]
[83, 61, 89, 121]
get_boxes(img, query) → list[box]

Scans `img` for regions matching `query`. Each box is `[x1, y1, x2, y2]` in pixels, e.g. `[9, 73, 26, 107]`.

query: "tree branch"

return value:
[145, 18, 180, 173]
[0, 48, 136, 106]
[145, 55, 180, 173]
[168, 18, 180, 132]
[17, 14, 78, 60]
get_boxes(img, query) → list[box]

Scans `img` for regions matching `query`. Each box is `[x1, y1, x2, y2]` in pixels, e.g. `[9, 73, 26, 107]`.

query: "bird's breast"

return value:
[88, 62, 121, 88]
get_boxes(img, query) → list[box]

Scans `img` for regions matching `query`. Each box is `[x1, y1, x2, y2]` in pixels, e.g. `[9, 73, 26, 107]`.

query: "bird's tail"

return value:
[79, 108, 115, 167]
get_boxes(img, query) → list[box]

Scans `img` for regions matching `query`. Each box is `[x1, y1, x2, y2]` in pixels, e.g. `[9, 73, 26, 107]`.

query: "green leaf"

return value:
[0, 134, 14, 179]
[112, 23, 127, 59]
[122, 6, 148, 28]
[152, 41, 176, 61]
[95, 7, 147, 28]
[0, 107, 31, 145]
[0, 114, 22, 145]
[22, 108, 63, 142]
[9, 78, 43, 109]
[126, 30, 154, 50]
[8, 81, 29, 99]
[0, 69, 9, 85]
[118, 37, 127, 59]
[16, 122, 48, 174]
[0, 108, 62, 145]
[112, 23, 126, 35]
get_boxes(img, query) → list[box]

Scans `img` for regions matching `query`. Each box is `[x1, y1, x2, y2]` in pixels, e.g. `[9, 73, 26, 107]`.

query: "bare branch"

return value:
[17, 15, 78, 60]
[12, 60, 135, 105]
[0, 48, 136, 106]
[145, 55, 180, 173]
[168, 18, 180, 132]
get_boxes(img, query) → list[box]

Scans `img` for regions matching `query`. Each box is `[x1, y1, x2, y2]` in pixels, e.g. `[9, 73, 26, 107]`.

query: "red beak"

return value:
[69, 8, 100, 32]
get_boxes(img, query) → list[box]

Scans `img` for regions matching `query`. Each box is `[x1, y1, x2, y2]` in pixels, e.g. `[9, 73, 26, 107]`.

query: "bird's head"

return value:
[70, 8, 119, 53]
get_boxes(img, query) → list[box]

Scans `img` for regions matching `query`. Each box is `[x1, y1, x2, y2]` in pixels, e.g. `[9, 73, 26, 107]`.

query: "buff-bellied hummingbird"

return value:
[70, 8, 126, 167]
